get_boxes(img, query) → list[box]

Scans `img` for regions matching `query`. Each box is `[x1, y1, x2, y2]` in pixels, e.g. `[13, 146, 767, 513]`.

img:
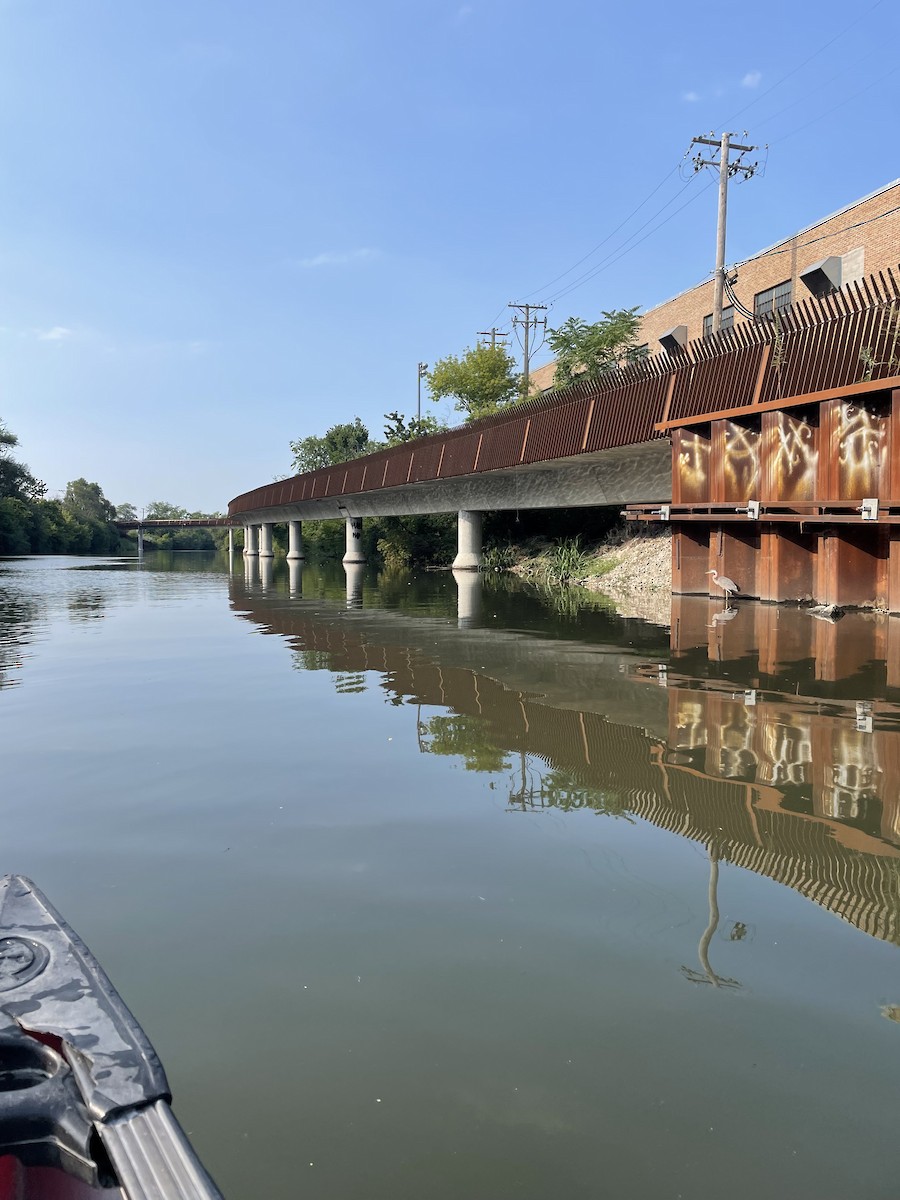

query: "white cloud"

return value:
[682, 91, 700, 103]
[294, 248, 381, 269]
[741, 70, 762, 88]
[456, 4, 474, 19]
[35, 326, 73, 342]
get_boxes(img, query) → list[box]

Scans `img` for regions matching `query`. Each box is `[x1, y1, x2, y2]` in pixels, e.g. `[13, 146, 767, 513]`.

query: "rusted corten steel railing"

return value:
[229, 265, 900, 518]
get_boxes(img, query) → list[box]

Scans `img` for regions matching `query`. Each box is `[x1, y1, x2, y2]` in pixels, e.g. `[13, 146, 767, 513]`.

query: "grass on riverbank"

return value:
[496, 524, 673, 624]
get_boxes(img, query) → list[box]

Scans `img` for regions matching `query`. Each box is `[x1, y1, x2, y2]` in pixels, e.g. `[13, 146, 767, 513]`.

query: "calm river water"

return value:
[2, 552, 899, 1199]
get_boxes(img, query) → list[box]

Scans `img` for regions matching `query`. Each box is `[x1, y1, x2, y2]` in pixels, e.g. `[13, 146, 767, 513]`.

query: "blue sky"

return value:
[1, 0, 896, 513]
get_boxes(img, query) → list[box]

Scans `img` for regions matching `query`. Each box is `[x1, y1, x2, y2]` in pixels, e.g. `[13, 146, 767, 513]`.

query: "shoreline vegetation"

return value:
[500, 526, 673, 626]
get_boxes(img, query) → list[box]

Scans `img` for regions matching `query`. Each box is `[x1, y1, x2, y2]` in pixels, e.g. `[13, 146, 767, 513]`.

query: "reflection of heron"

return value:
[681, 847, 742, 990]
[707, 605, 738, 628]
[706, 570, 739, 602]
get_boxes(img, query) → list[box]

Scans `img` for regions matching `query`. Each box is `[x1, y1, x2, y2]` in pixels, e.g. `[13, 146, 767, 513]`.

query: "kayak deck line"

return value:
[0, 875, 224, 1198]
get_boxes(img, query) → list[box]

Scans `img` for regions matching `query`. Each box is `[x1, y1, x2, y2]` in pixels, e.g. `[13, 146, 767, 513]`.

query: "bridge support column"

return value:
[452, 510, 483, 571]
[287, 520, 304, 560]
[343, 516, 365, 564]
[228, 528, 234, 556]
[289, 559, 303, 598]
[137, 529, 144, 560]
[259, 523, 274, 558]
[454, 569, 483, 628]
[345, 562, 365, 609]
[245, 525, 259, 556]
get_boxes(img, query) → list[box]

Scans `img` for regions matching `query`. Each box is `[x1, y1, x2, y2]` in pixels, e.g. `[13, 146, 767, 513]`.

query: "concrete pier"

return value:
[454, 569, 483, 628]
[288, 559, 303, 598]
[245, 525, 259, 556]
[287, 520, 304, 561]
[345, 562, 365, 609]
[259, 523, 274, 558]
[452, 510, 483, 571]
[343, 516, 366, 564]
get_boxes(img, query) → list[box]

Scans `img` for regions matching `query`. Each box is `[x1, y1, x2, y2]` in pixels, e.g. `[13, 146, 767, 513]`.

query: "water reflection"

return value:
[0, 588, 37, 691]
[67, 589, 106, 622]
[230, 572, 900, 949]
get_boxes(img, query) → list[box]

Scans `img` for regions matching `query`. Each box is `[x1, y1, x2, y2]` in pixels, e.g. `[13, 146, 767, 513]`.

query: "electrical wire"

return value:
[771, 62, 900, 145]
[544, 179, 714, 304]
[732, 202, 900, 266]
[519, 163, 682, 299]
[716, 0, 886, 129]
[539, 174, 698, 303]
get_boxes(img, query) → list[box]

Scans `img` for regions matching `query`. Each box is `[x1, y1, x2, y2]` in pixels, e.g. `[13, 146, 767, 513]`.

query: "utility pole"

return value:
[417, 361, 428, 422]
[477, 327, 508, 349]
[508, 302, 547, 398]
[690, 132, 758, 333]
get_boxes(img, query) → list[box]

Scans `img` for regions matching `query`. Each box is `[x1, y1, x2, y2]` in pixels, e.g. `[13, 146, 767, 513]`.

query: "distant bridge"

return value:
[114, 518, 231, 530]
[228, 265, 900, 602]
[114, 517, 234, 556]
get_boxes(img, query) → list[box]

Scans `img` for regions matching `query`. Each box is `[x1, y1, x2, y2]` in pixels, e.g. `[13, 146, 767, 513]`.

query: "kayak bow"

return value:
[0, 875, 224, 1199]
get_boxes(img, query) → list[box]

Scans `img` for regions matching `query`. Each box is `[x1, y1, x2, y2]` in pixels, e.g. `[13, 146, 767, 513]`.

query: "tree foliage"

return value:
[546, 308, 646, 388]
[382, 411, 448, 446]
[290, 417, 377, 474]
[62, 478, 117, 524]
[0, 421, 45, 502]
[426, 344, 520, 422]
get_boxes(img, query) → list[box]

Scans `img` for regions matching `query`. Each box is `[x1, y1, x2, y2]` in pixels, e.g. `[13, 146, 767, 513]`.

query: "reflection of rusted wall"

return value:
[233, 588, 900, 946]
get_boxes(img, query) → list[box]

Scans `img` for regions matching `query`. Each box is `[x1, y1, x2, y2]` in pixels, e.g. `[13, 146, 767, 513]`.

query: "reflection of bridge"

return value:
[114, 518, 233, 556]
[227, 268, 900, 603]
[231, 564, 900, 947]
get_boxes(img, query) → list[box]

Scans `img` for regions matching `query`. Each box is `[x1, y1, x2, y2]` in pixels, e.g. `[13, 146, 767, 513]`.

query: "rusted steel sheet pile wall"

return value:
[230, 265, 900, 520]
[624, 268, 900, 609]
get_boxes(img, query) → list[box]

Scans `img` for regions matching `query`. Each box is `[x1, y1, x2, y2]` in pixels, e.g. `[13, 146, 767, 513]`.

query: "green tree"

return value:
[382, 411, 448, 445]
[116, 502, 138, 521]
[290, 417, 377, 474]
[145, 500, 189, 520]
[61, 479, 120, 553]
[546, 308, 646, 388]
[62, 478, 117, 524]
[426, 344, 520, 422]
[0, 421, 45, 501]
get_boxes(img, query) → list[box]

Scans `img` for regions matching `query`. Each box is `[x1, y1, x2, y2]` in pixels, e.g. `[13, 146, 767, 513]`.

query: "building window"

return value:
[702, 307, 735, 337]
[754, 280, 792, 318]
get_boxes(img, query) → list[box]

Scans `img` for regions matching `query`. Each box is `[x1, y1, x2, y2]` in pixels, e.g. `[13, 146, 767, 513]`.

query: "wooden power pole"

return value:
[690, 132, 758, 333]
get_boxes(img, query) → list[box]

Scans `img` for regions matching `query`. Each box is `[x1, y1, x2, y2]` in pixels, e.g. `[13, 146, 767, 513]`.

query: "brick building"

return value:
[531, 177, 900, 392]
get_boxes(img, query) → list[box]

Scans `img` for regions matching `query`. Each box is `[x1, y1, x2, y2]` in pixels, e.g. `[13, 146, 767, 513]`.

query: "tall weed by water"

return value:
[543, 537, 589, 585]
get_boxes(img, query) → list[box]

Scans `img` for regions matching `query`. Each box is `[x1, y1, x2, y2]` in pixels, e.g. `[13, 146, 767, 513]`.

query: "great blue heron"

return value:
[706, 569, 739, 601]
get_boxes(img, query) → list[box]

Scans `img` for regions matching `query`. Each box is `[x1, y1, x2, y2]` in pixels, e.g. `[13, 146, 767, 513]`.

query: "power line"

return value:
[732, 201, 900, 266]
[716, 0, 886, 128]
[544, 180, 714, 304]
[520, 164, 682, 299]
[771, 62, 900, 145]
[539, 174, 698, 303]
